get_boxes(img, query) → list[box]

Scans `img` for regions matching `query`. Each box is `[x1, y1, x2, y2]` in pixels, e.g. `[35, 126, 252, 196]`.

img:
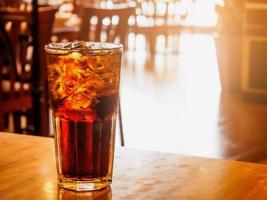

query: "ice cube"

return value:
[47, 41, 86, 50]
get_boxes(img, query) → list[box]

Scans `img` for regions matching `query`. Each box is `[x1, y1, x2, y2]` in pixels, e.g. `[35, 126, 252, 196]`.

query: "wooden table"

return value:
[1, 133, 267, 200]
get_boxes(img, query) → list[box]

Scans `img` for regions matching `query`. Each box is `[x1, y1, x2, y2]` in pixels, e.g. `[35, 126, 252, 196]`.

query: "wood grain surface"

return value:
[1, 132, 267, 200]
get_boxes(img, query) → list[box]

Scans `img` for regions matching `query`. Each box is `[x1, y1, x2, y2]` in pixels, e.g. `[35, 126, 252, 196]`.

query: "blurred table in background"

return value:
[2, 132, 267, 200]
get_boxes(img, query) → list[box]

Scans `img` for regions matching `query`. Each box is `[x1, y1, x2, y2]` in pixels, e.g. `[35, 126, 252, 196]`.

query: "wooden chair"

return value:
[130, 0, 183, 55]
[51, 0, 89, 43]
[79, 3, 135, 146]
[0, 7, 56, 135]
[0, 26, 30, 132]
[80, 3, 136, 47]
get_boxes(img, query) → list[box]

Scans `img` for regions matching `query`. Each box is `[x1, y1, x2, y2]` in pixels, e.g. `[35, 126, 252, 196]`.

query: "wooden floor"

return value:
[119, 32, 267, 163]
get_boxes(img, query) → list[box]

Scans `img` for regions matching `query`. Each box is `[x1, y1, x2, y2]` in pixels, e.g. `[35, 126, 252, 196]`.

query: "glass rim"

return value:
[44, 41, 123, 55]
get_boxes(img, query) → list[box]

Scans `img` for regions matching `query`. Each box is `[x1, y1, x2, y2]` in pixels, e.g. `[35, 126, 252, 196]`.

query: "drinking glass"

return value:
[45, 41, 122, 191]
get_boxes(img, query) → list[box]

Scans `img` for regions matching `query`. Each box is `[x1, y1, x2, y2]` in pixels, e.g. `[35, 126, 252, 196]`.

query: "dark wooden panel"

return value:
[249, 40, 267, 89]
[246, 10, 267, 27]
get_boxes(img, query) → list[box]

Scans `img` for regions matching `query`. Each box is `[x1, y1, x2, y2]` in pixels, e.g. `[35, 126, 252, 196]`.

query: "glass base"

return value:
[59, 177, 111, 191]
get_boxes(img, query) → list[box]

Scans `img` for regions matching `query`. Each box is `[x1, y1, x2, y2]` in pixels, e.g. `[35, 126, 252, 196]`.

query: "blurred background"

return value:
[1, 0, 267, 163]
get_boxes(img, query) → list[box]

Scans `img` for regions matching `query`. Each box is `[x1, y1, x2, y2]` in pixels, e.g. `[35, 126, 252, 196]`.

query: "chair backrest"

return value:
[134, 0, 181, 26]
[0, 8, 33, 98]
[80, 3, 135, 46]
[0, 6, 56, 97]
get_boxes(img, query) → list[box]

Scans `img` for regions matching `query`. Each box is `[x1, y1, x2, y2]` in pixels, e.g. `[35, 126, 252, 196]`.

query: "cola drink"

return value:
[45, 42, 122, 191]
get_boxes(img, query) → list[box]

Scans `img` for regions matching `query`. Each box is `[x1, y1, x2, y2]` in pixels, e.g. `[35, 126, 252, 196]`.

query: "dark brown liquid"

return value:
[54, 95, 118, 180]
